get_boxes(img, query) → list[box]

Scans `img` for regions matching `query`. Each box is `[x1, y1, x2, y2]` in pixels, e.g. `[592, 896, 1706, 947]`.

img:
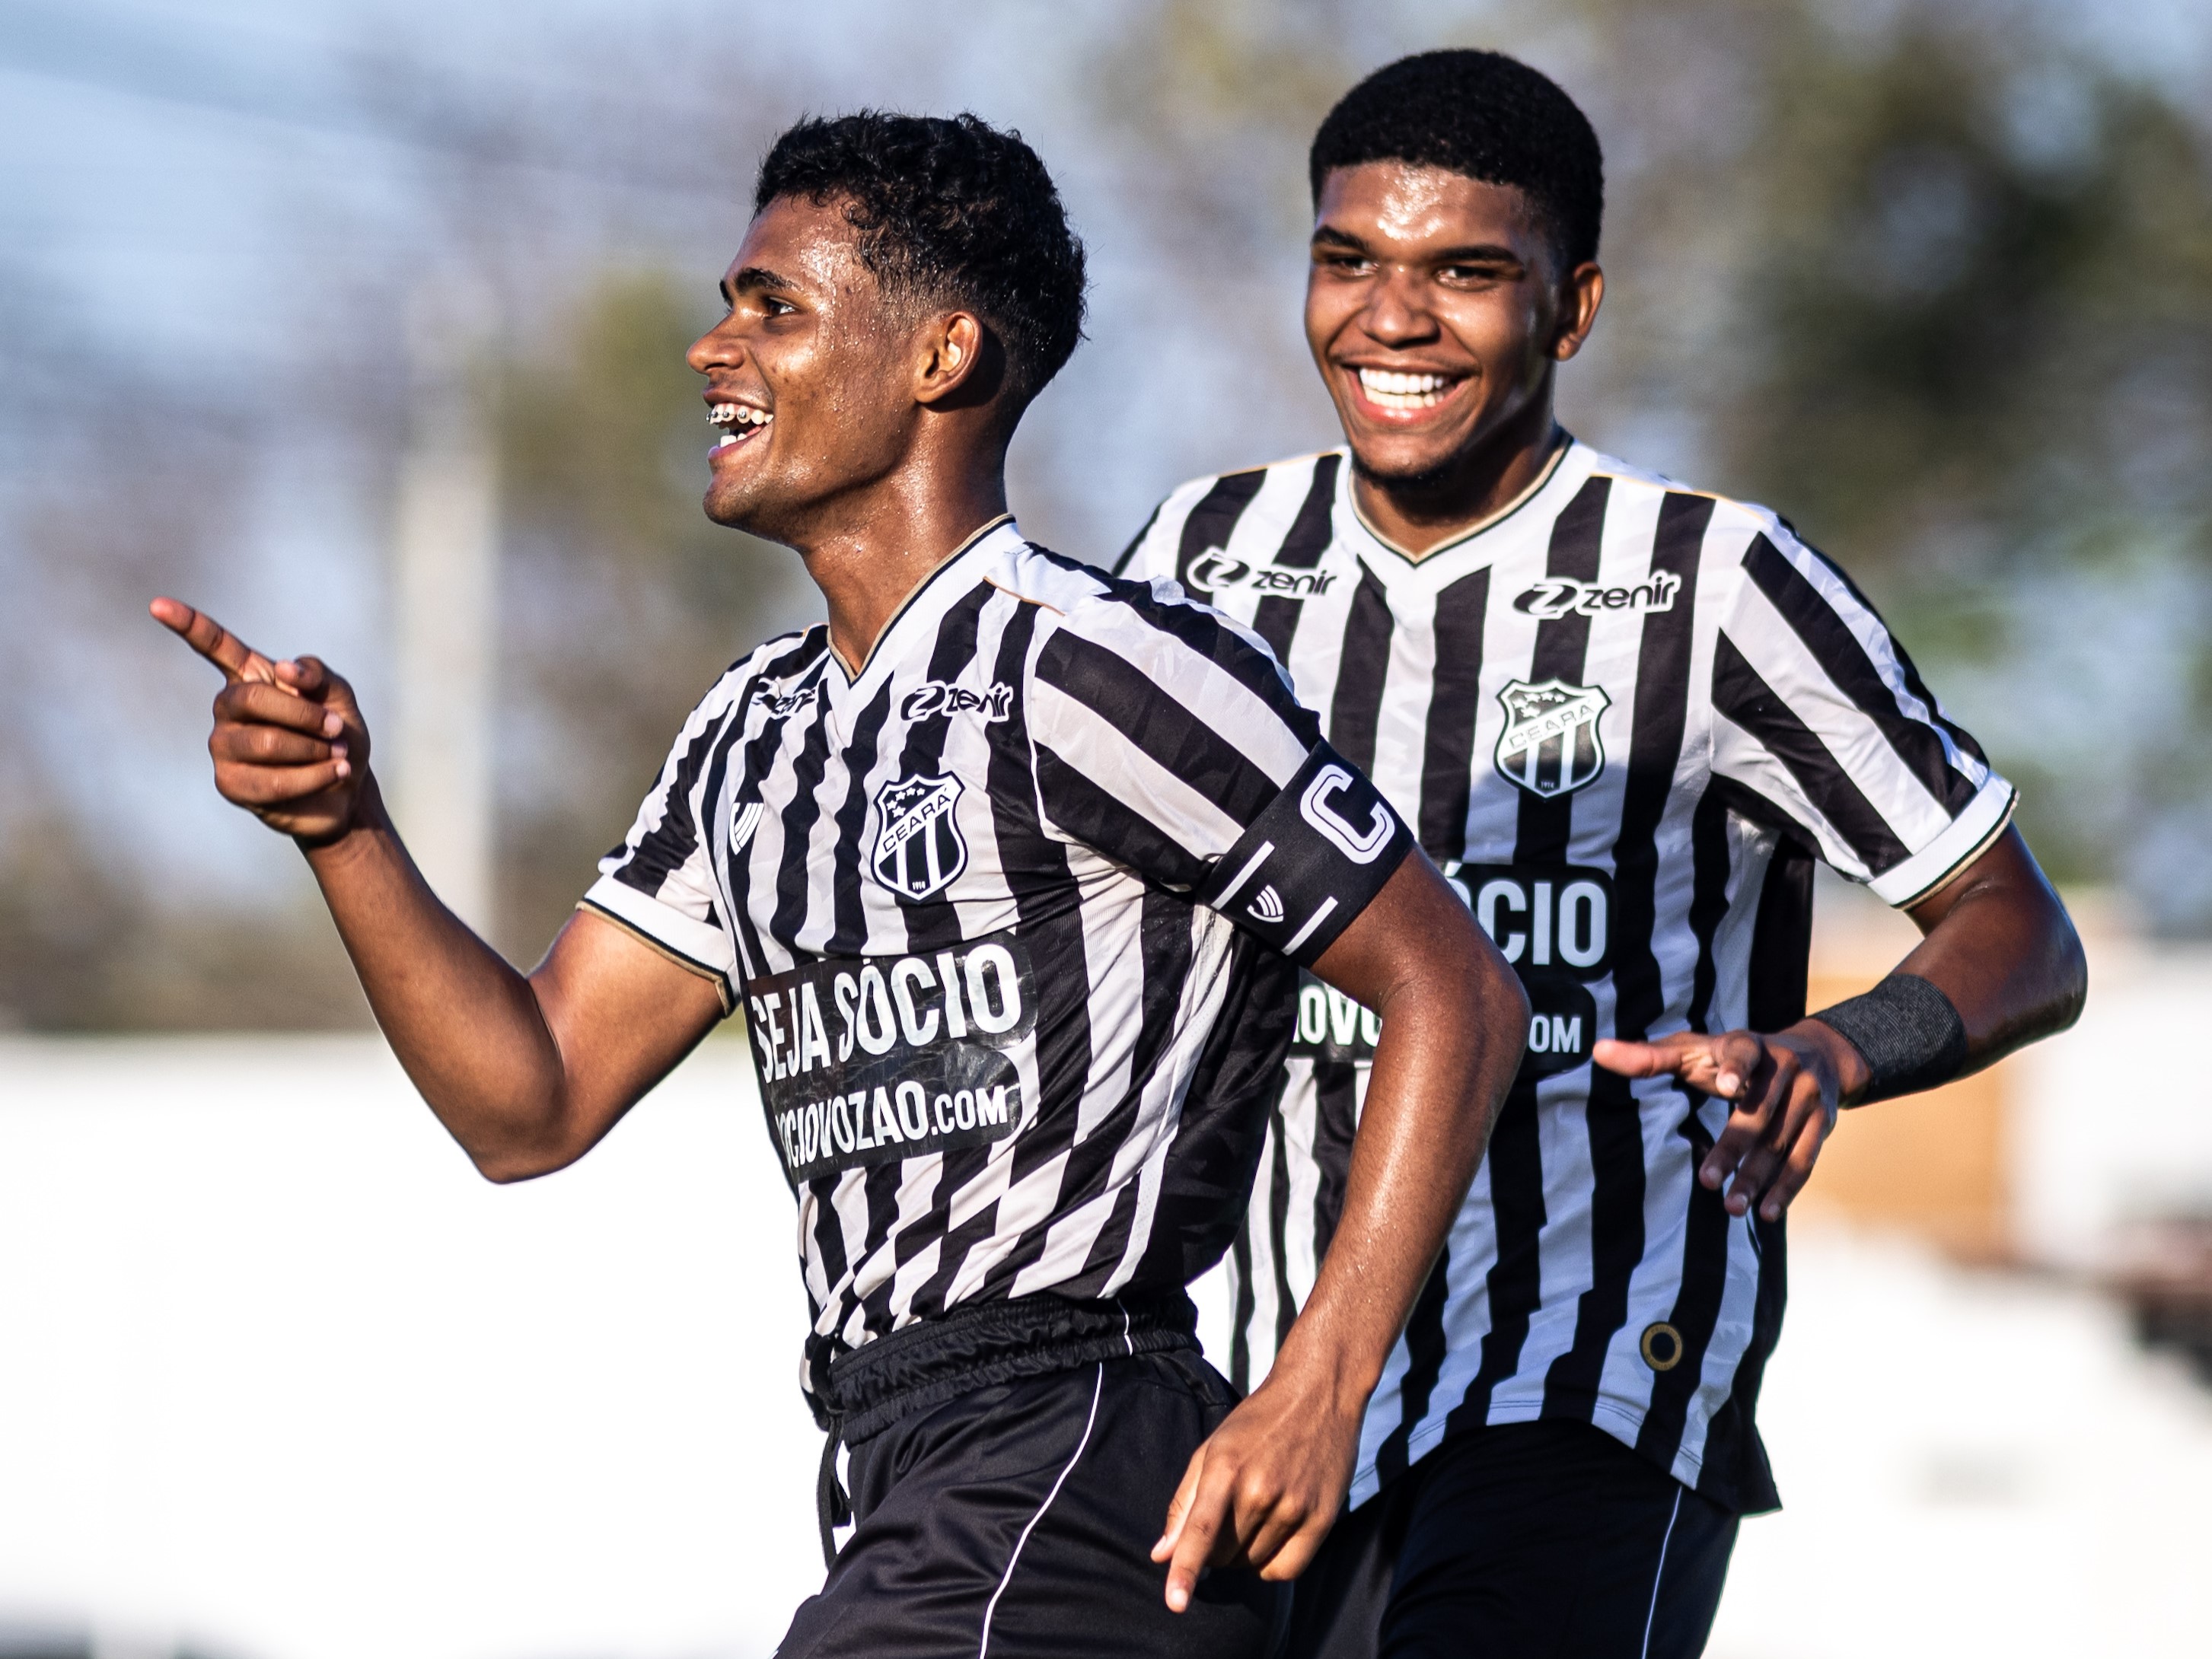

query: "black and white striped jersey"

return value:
[585, 517, 1411, 1402]
[1118, 441, 2013, 1512]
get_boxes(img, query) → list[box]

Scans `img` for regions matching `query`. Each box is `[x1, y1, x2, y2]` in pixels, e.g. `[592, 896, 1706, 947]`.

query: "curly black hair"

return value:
[1309, 50, 1605, 270]
[754, 111, 1088, 409]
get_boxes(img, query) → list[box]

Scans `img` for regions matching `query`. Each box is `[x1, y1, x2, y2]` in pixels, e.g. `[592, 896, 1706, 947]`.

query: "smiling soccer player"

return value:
[1120, 50, 2086, 1658]
[151, 111, 1528, 1656]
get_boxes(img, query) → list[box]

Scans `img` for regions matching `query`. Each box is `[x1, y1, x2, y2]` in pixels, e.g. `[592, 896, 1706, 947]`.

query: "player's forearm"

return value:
[1894, 845, 2086, 1067]
[1796, 833, 2086, 1112]
[300, 774, 575, 1175]
[1273, 949, 1527, 1402]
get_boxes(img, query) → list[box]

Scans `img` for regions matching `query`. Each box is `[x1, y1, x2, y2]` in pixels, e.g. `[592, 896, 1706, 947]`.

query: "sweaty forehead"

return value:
[725, 193, 876, 296]
[1315, 161, 1539, 254]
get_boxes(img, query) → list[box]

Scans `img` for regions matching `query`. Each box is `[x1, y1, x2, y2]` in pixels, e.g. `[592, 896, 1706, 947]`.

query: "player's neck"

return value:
[798, 463, 1012, 679]
[1349, 392, 1567, 560]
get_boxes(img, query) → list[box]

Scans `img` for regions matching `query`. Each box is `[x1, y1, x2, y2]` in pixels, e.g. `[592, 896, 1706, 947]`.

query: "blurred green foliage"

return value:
[1726, 22, 2212, 577]
[1691, 10, 2212, 896]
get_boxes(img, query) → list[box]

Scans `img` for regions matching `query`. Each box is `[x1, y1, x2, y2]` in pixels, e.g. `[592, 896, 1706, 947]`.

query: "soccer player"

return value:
[152, 112, 1528, 1656]
[1119, 51, 2086, 1657]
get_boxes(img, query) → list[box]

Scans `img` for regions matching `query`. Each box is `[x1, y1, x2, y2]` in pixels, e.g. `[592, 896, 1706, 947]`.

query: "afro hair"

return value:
[1310, 50, 1605, 270]
[755, 111, 1087, 407]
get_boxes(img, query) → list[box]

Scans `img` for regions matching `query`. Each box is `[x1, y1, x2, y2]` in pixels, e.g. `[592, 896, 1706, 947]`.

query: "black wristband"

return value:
[1809, 973, 1969, 1105]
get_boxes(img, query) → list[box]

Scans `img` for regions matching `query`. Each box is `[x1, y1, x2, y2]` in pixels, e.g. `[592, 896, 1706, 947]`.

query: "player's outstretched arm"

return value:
[1153, 852, 1527, 1610]
[1594, 826, 2086, 1224]
[151, 598, 726, 1180]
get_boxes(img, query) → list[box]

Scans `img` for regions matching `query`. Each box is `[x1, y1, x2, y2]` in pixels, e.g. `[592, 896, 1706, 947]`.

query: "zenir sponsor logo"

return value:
[1512, 571, 1681, 621]
[872, 772, 968, 901]
[1186, 548, 1338, 600]
[900, 680, 1014, 722]
[752, 679, 822, 718]
[1495, 679, 1610, 799]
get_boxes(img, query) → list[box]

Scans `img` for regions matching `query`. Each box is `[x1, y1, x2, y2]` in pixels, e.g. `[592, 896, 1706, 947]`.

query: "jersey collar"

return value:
[827, 514, 1022, 706]
[1333, 436, 1596, 588]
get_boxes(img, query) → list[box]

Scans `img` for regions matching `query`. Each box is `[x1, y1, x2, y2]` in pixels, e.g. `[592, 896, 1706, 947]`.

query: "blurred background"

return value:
[2, 0, 2209, 1654]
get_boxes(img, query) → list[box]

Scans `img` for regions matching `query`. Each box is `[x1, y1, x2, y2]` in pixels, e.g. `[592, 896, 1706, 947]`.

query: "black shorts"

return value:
[777, 1292, 1286, 1659]
[1288, 1421, 1738, 1659]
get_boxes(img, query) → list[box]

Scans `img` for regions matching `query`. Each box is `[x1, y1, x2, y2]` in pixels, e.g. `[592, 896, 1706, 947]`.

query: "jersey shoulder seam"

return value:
[984, 541, 1120, 619]
[1587, 466, 1790, 535]
[1154, 446, 1344, 513]
[983, 573, 1067, 616]
[731, 625, 830, 683]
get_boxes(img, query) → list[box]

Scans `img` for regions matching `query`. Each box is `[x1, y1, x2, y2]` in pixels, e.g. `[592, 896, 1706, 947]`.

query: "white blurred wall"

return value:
[1711, 1228, 2212, 1659]
[6, 994, 2212, 1658]
[2013, 938, 2212, 1267]
[0, 1037, 821, 1659]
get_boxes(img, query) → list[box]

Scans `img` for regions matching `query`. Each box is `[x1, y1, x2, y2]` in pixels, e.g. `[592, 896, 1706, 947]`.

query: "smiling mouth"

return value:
[1351, 368, 1464, 413]
[707, 401, 773, 451]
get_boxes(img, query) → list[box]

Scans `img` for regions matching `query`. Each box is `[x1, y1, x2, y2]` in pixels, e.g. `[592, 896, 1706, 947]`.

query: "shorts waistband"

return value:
[819, 1288, 1200, 1444]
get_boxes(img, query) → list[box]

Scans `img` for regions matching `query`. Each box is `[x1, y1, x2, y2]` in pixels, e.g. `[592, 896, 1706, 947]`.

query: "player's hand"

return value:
[151, 597, 372, 845]
[1592, 1024, 1866, 1223]
[1150, 1360, 1360, 1611]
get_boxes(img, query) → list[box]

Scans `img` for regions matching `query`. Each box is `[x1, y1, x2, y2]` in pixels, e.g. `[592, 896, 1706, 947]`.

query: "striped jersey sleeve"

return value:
[1026, 581, 1412, 966]
[1708, 521, 2014, 906]
[580, 646, 788, 1005]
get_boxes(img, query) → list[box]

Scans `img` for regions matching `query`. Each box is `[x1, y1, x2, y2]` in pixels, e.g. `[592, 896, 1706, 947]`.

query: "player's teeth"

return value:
[709, 405, 774, 440]
[1357, 368, 1452, 409]
[1359, 369, 1447, 393]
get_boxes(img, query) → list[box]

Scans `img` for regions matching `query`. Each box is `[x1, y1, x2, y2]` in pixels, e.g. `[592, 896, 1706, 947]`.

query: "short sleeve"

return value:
[1708, 525, 2014, 906]
[1026, 583, 1412, 965]
[581, 682, 741, 1008]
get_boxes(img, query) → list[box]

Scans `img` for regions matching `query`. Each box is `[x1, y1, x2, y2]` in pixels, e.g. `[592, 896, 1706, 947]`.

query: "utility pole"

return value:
[387, 286, 499, 938]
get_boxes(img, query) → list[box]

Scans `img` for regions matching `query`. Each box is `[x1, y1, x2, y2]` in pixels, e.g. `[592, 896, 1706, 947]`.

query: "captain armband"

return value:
[1809, 973, 1969, 1106]
[1197, 741, 1413, 968]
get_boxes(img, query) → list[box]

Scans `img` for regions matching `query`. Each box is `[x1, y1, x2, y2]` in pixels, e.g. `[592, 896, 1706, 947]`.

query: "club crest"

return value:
[871, 772, 968, 901]
[1494, 678, 1611, 799]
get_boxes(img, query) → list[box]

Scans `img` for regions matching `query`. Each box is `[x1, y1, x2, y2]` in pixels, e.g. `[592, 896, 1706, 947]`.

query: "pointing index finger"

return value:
[151, 597, 274, 686]
[1592, 1034, 1700, 1080]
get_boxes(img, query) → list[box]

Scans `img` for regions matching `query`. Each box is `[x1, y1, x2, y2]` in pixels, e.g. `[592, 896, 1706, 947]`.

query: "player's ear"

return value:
[1551, 261, 1604, 363]
[915, 310, 1003, 409]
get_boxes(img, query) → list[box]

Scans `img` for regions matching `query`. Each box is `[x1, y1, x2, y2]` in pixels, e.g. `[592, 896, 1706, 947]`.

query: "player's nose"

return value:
[1361, 268, 1439, 345]
[687, 318, 744, 374]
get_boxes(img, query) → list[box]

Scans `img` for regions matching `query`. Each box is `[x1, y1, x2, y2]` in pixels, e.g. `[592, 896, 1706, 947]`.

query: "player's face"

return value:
[1305, 161, 1594, 486]
[687, 196, 926, 543]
